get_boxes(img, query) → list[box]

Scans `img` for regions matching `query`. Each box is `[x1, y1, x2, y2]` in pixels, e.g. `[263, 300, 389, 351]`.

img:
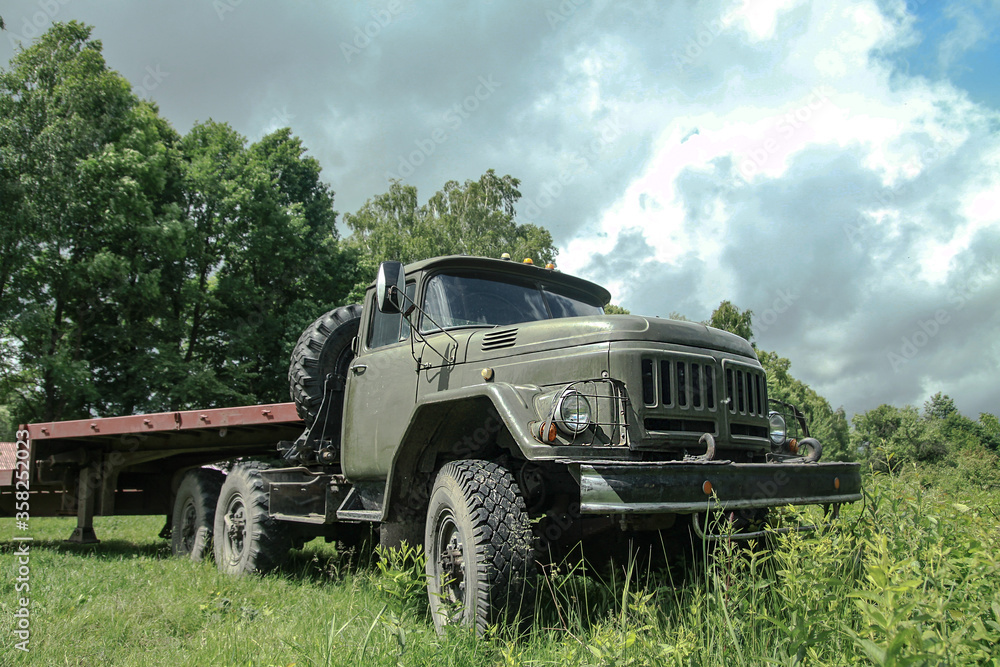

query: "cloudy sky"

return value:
[2, 0, 999, 419]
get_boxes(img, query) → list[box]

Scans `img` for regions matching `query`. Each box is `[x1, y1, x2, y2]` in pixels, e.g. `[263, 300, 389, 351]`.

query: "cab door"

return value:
[341, 284, 417, 480]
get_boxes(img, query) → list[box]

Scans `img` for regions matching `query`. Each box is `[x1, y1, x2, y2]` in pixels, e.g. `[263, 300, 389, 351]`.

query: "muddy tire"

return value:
[425, 460, 536, 635]
[288, 304, 362, 428]
[214, 463, 291, 575]
[171, 468, 225, 561]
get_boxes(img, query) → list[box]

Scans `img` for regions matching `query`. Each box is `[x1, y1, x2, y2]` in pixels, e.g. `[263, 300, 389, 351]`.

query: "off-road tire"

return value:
[288, 304, 362, 428]
[170, 468, 225, 561]
[425, 460, 536, 635]
[214, 463, 291, 575]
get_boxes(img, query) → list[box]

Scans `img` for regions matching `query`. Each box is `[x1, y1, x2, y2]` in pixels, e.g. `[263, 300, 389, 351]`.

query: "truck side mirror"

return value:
[376, 261, 406, 314]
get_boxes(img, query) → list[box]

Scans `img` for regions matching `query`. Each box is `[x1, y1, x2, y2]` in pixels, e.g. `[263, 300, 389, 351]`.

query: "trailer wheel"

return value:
[425, 460, 536, 635]
[288, 304, 362, 427]
[171, 468, 225, 561]
[214, 463, 291, 575]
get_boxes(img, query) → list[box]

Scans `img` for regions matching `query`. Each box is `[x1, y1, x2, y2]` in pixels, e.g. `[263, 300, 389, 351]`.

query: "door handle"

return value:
[351, 364, 368, 375]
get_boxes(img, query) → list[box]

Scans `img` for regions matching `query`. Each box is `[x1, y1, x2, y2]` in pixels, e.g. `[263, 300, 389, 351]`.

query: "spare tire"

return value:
[288, 304, 363, 427]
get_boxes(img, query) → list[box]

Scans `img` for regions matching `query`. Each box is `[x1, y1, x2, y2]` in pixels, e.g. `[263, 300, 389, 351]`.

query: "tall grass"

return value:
[2, 469, 999, 665]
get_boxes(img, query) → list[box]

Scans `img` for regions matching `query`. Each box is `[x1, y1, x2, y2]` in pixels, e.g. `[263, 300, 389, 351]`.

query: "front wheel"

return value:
[425, 460, 536, 635]
[214, 463, 291, 575]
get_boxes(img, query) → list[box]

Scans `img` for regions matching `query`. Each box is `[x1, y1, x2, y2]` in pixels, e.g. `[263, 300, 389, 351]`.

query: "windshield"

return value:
[420, 272, 603, 332]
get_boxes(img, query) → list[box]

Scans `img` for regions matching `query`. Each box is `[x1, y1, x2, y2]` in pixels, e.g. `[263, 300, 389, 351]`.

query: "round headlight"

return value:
[768, 412, 786, 446]
[556, 390, 591, 435]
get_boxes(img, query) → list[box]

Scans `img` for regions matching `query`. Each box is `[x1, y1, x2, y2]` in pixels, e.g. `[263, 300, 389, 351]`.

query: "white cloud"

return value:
[560, 0, 1000, 415]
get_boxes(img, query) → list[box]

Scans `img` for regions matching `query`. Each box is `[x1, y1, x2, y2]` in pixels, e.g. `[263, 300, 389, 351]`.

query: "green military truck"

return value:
[7, 254, 862, 635]
[230, 255, 861, 631]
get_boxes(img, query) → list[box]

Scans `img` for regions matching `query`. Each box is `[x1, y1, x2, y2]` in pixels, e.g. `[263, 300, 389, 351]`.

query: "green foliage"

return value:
[604, 303, 630, 315]
[0, 23, 359, 421]
[0, 21, 179, 421]
[0, 404, 14, 440]
[373, 541, 427, 616]
[759, 349, 853, 461]
[923, 391, 957, 420]
[4, 474, 1000, 664]
[343, 170, 558, 298]
[708, 300, 754, 343]
[853, 394, 1000, 472]
[168, 122, 358, 409]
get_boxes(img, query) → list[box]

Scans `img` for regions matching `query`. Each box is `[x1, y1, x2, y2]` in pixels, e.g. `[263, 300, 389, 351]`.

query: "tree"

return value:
[343, 170, 558, 298]
[0, 23, 358, 422]
[0, 22, 183, 422]
[708, 300, 754, 344]
[850, 404, 939, 472]
[758, 350, 852, 461]
[604, 304, 630, 314]
[923, 392, 957, 420]
[191, 126, 358, 406]
[0, 404, 14, 441]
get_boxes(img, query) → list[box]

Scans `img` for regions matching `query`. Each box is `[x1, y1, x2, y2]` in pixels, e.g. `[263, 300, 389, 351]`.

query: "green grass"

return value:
[3, 470, 1000, 665]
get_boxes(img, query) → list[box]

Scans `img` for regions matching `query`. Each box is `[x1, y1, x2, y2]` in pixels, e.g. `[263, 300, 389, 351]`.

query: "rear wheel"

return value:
[171, 468, 225, 561]
[425, 460, 536, 635]
[214, 463, 291, 575]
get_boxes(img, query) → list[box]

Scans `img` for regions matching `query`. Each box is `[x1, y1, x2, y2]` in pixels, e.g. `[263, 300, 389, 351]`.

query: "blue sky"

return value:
[887, 0, 1000, 108]
[2, 0, 999, 419]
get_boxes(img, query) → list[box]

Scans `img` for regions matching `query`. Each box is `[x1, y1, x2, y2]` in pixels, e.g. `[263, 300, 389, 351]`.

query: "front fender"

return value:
[380, 382, 546, 522]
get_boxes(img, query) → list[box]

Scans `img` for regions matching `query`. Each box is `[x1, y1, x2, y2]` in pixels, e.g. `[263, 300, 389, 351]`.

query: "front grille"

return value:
[724, 363, 767, 417]
[641, 357, 717, 411]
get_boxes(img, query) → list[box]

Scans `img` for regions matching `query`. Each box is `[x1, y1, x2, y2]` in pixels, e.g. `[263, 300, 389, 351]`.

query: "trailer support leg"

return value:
[66, 465, 100, 544]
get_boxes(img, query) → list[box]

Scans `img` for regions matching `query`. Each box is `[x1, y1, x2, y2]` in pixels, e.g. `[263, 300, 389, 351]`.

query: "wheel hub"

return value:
[179, 500, 198, 551]
[223, 498, 247, 564]
[437, 519, 466, 600]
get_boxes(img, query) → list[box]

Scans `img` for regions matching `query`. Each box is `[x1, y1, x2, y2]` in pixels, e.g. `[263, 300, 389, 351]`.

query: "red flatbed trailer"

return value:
[1, 403, 303, 543]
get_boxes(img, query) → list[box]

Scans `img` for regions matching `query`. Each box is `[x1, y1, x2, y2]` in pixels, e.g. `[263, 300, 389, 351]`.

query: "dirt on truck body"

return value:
[5, 255, 862, 635]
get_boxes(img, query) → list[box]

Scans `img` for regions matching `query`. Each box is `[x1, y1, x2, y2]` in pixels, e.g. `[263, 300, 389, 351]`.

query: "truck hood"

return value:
[463, 315, 757, 362]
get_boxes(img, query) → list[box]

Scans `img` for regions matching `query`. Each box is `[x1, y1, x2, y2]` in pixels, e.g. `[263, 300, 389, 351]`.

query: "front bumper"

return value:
[570, 460, 862, 514]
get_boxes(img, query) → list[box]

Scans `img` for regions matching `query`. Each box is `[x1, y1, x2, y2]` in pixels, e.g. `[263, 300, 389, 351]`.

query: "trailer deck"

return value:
[2, 403, 303, 543]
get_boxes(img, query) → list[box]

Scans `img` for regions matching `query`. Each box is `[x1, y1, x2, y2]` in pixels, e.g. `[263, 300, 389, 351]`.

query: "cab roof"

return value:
[372, 255, 612, 306]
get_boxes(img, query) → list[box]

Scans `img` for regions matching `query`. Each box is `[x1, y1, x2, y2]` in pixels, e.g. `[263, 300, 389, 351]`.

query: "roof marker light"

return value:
[523, 258, 533, 264]
[500, 253, 511, 260]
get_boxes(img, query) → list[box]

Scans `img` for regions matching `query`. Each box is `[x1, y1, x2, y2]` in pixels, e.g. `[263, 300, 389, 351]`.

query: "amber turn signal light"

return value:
[535, 421, 557, 443]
